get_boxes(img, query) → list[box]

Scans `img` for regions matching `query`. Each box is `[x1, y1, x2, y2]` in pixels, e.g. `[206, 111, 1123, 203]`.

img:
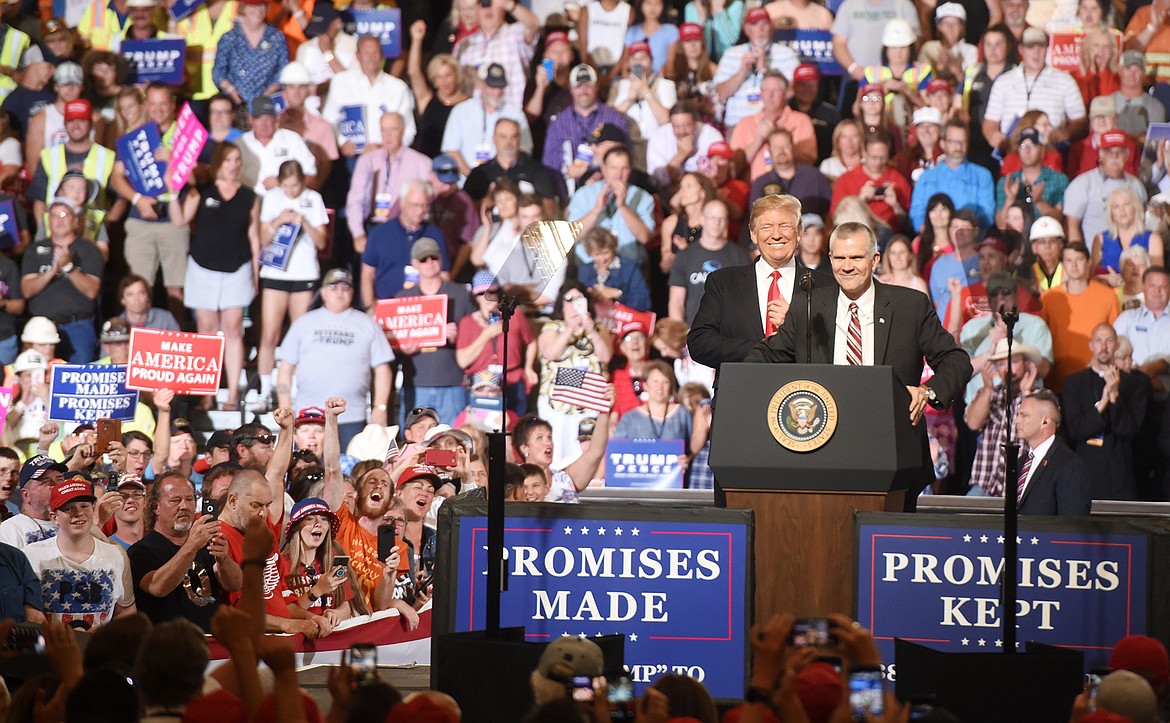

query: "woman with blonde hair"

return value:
[1094, 187, 1164, 283]
[878, 234, 929, 295]
[1117, 245, 1151, 310]
[105, 86, 145, 147]
[281, 497, 371, 630]
[1071, 27, 1120, 106]
[833, 194, 893, 248]
[407, 22, 471, 158]
[819, 118, 863, 182]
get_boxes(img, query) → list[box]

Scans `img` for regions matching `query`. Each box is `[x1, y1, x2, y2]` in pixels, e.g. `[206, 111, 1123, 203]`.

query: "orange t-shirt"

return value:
[1039, 280, 1120, 391]
[335, 505, 409, 607]
[1126, 7, 1170, 81]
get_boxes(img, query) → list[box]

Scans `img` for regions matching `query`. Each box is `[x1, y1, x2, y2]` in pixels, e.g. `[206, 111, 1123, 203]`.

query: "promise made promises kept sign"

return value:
[126, 328, 225, 395]
[855, 513, 1167, 672]
[434, 501, 752, 700]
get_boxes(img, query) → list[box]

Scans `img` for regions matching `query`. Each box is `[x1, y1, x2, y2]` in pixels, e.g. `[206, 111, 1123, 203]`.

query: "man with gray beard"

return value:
[128, 472, 241, 631]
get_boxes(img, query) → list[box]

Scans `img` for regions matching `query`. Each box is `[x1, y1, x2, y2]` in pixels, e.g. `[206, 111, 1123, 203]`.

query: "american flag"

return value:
[550, 368, 612, 413]
[384, 436, 400, 465]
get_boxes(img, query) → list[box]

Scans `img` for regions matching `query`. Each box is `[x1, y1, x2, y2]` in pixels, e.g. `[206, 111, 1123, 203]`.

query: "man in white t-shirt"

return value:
[24, 478, 136, 629]
[321, 35, 417, 154]
[239, 95, 318, 196]
[0, 455, 71, 549]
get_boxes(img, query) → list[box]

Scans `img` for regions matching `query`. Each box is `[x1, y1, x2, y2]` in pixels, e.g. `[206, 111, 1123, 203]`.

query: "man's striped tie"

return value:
[846, 302, 862, 366]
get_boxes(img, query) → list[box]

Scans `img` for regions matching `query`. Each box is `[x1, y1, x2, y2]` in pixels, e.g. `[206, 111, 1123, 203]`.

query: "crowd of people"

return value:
[0, 0, 1166, 717]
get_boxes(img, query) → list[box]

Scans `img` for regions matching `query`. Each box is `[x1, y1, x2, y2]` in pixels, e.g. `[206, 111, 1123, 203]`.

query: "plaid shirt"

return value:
[688, 442, 713, 490]
[970, 388, 1030, 497]
[452, 22, 537, 111]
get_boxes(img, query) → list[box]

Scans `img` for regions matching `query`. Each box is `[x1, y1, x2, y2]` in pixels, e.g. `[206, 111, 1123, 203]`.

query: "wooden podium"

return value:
[709, 364, 929, 619]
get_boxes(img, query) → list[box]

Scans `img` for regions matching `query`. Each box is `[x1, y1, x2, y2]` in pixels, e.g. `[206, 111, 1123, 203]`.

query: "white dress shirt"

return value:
[320, 66, 417, 147]
[833, 283, 876, 366]
[1016, 433, 1055, 501]
[755, 255, 796, 333]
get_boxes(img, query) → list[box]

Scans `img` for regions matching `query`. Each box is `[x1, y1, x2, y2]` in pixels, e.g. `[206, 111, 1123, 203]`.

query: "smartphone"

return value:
[349, 644, 378, 686]
[542, 58, 555, 82]
[8, 623, 45, 653]
[849, 666, 884, 720]
[568, 675, 595, 702]
[425, 448, 458, 468]
[95, 418, 122, 456]
[201, 497, 219, 519]
[788, 617, 837, 648]
[571, 296, 589, 317]
[377, 524, 397, 565]
[607, 675, 635, 721]
[873, 185, 886, 198]
[630, 62, 645, 79]
[479, 0, 491, 7]
[333, 555, 350, 578]
[1086, 667, 1112, 710]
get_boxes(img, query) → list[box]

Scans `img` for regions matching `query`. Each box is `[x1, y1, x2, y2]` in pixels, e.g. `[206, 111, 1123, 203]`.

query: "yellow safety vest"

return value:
[862, 64, 934, 110]
[0, 26, 31, 102]
[177, 0, 239, 100]
[41, 143, 115, 206]
[76, 0, 132, 52]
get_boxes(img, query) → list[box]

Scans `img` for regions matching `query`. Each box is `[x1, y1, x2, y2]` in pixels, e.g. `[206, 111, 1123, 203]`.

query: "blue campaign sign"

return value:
[122, 38, 187, 85]
[772, 29, 843, 76]
[856, 517, 1150, 671]
[605, 439, 685, 490]
[260, 223, 299, 270]
[352, 9, 402, 58]
[170, 0, 205, 21]
[116, 124, 167, 198]
[48, 364, 139, 423]
[0, 198, 18, 250]
[338, 106, 367, 151]
[441, 504, 752, 700]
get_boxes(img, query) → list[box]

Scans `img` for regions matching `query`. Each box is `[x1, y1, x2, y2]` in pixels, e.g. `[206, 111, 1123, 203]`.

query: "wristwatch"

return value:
[921, 385, 937, 404]
[61, 262, 75, 276]
[744, 686, 773, 706]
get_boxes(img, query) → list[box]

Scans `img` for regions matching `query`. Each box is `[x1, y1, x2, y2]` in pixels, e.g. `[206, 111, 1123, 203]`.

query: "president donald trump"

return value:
[746, 221, 972, 506]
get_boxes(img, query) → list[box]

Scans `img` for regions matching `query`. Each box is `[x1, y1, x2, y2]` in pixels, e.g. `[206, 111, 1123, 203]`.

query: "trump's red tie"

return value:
[765, 269, 781, 336]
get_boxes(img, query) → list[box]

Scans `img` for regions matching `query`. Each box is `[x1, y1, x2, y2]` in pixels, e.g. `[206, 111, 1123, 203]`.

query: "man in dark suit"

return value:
[1015, 389, 1092, 516]
[1062, 323, 1148, 501]
[688, 193, 830, 388]
[745, 221, 973, 507]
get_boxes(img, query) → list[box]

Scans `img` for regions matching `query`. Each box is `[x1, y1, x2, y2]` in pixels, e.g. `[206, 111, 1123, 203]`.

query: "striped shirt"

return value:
[983, 65, 1086, 133]
[713, 42, 800, 130]
[452, 22, 538, 111]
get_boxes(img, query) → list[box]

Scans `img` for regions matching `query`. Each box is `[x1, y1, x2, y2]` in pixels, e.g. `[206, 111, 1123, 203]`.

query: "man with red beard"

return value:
[321, 397, 416, 624]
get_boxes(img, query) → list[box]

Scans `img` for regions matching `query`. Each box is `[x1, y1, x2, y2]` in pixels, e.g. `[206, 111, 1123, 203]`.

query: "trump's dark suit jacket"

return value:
[1017, 438, 1093, 516]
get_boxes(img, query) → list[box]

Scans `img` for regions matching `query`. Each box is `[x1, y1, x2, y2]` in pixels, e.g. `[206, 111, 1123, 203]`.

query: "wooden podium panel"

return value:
[727, 489, 904, 618]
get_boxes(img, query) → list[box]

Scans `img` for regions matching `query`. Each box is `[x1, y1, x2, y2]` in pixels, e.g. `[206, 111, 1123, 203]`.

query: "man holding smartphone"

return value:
[830, 131, 912, 232]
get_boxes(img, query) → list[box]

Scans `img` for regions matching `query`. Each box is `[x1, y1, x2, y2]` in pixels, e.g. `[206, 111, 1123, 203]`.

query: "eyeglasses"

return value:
[120, 490, 146, 499]
[476, 290, 500, 301]
[385, 516, 407, 526]
[242, 434, 276, 446]
[126, 449, 151, 458]
[861, 94, 883, 102]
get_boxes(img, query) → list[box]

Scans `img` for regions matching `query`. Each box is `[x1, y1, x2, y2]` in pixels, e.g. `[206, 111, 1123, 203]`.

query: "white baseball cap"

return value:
[912, 107, 943, 126]
[935, 2, 966, 21]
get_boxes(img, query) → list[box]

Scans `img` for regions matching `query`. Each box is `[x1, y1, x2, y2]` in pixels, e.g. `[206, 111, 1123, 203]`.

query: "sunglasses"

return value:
[242, 434, 276, 446]
[417, 255, 441, 263]
[409, 407, 438, 419]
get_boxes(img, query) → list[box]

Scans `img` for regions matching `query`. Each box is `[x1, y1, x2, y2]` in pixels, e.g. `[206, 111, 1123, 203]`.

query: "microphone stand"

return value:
[485, 290, 519, 636]
[999, 302, 1020, 654]
[801, 270, 813, 364]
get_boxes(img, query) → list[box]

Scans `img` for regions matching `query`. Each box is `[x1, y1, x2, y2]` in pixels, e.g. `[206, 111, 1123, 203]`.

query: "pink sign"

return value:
[0, 386, 11, 439]
[168, 103, 208, 191]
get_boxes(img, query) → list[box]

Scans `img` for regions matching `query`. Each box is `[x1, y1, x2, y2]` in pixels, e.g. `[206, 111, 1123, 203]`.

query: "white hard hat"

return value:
[881, 18, 918, 47]
[13, 350, 48, 373]
[21, 316, 61, 345]
[1029, 216, 1066, 241]
[279, 62, 312, 85]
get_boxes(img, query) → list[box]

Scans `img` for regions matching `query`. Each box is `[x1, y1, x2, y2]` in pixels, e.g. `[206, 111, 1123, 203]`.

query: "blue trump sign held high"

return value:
[352, 9, 402, 58]
[772, 29, 842, 76]
[439, 503, 751, 699]
[856, 516, 1151, 671]
[49, 364, 139, 423]
[122, 38, 187, 85]
[605, 439, 685, 489]
[116, 123, 167, 198]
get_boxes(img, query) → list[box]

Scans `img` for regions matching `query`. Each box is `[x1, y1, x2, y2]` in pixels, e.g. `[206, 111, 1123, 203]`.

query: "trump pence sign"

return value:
[435, 501, 752, 700]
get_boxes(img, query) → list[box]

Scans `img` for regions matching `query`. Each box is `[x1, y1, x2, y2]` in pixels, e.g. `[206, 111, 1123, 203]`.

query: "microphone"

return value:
[802, 270, 814, 364]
